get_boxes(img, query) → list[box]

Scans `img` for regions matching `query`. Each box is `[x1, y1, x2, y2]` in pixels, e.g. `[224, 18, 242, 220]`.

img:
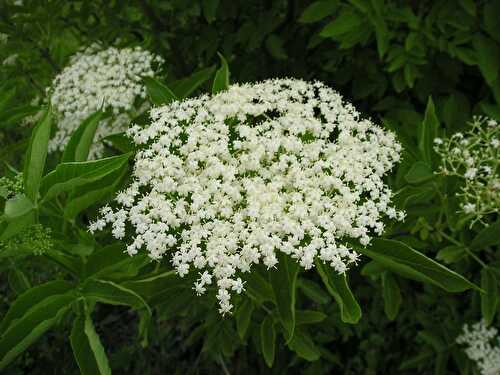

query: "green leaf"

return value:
[8, 268, 31, 295]
[202, 0, 219, 23]
[144, 77, 178, 106]
[382, 272, 401, 320]
[442, 93, 470, 131]
[3, 194, 35, 220]
[0, 86, 15, 113]
[473, 34, 500, 86]
[62, 110, 103, 162]
[0, 210, 35, 242]
[404, 161, 434, 184]
[121, 270, 184, 305]
[85, 244, 149, 281]
[71, 313, 111, 375]
[244, 270, 275, 304]
[265, 34, 288, 60]
[470, 221, 500, 250]
[39, 153, 131, 202]
[0, 105, 40, 130]
[296, 310, 327, 325]
[288, 328, 321, 361]
[459, 0, 475, 15]
[170, 66, 216, 99]
[212, 53, 230, 94]
[315, 260, 361, 324]
[63, 163, 127, 219]
[436, 246, 466, 264]
[81, 278, 151, 315]
[356, 239, 478, 292]
[23, 106, 52, 202]
[236, 298, 254, 339]
[0, 280, 74, 334]
[102, 132, 135, 153]
[297, 278, 330, 304]
[260, 316, 276, 367]
[418, 97, 439, 167]
[481, 268, 498, 325]
[484, 2, 500, 43]
[0, 293, 75, 369]
[269, 253, 299, 341]
[320, 9, 363, 38]
[299, 0, 339, 23]
[361, 260, 386, 277]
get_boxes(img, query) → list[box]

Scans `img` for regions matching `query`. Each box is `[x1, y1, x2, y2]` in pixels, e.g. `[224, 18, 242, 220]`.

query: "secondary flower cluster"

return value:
[90, 78, 404, 314]
[434, 117, 499, 226]
[457, 320, 500, 375]
[49, 44, 163, 158]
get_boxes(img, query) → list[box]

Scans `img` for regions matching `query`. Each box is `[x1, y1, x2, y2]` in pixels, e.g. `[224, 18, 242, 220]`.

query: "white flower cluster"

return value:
[434, 117, 499, 226]
[49, 44, 163, 158]
[457, 320, 500, 375]
[90, 78, 404, 314]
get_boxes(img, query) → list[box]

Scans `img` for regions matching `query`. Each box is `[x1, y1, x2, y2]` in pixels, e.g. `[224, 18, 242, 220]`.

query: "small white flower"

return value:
[434, 138, 443, 145]
[457, 320, 500, 375]
[92, 78, 403, 313]
[465, 168, 477, 179]
[49, 44, 163, 158]
[463, 203, 476, 214]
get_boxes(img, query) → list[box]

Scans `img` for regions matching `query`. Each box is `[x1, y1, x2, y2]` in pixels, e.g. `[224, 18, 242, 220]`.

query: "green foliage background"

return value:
[0, 0, 499, 374]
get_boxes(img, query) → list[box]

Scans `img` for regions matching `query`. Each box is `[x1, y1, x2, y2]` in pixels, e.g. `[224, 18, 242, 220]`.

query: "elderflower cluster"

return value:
[49, 44, 163, 158]
[457, 320, 500, 375]
[90, 78, 404, 314]
[434, 117, 499, 226]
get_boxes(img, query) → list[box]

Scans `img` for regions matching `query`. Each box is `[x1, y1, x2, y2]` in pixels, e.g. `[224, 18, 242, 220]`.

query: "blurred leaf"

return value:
[299, 1, 339, 23]
[265, 34, 288, 60]
[320, 9, 363, 38]
[382, 272, 401, 320]
[470, 221, 500, 250]
[481, 268, 498, 325]
[288, 328, 321, 361]
[296, 310, 327, 325]
[202, 0, 219, 23]
[297, 278, 330, 304]
[236, 298, 254, 339]
[8, 268, 31, 295]
[260, 316, 275, 367]
[436, 246, 466, 264]
[473, 34, 500, 86]
[404, 161, 434, 184]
